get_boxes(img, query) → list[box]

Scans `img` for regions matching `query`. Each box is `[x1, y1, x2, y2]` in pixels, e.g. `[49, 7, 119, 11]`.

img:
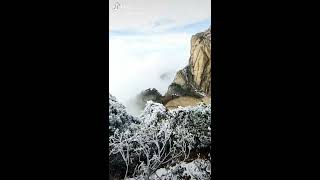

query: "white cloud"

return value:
[109, 0, 211, 32]
[109, 32, 193, 104]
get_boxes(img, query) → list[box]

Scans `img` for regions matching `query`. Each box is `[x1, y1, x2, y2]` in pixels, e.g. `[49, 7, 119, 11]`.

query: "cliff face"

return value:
[166, 27, 211, 97]
[189, 26, 211, 95]
[164, 27, 211, 108]
[136, 26, 212, 110]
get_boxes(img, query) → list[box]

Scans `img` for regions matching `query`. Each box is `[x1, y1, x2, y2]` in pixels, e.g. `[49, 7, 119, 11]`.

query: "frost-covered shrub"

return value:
[133, 158, 211, 180]
[109, 115, 190, 179]
[139, 101, 170, 126]
[170, 103, 211, 149]
[109, 97, 212, 179]
[109, 94, 140, 135]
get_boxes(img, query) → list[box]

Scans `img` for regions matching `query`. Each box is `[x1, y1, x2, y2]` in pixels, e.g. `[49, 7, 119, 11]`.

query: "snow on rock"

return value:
[139, 101, 170, 126]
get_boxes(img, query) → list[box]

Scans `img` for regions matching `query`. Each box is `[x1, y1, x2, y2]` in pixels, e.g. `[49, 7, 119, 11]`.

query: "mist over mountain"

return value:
[129, 26, 212, 113]
[109, 32, 191, 109]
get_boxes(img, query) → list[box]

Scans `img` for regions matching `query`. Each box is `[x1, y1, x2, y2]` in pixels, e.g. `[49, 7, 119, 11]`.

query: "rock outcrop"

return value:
[139, 88, 162, 103]
[127, 88, 167, 116]
[189, 26, 211, 95]
[164, 26, 211, 108]
[135, 26, 212, 110]
[166, 26, 211, 97]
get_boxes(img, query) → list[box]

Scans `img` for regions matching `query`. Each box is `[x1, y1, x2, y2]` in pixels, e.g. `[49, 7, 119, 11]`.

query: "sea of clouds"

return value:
[109, 32, 192, 111]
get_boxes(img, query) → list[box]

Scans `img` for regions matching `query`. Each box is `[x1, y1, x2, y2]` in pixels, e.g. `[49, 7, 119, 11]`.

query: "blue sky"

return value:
[166, 18, 211, 34]
[109, 18, 211, 37]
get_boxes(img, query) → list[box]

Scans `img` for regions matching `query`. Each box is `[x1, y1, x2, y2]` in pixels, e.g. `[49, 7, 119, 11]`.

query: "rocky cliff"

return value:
[164, 26, 211, 108]
[189, 26, 211, 95]
[136, 26, 212, 110]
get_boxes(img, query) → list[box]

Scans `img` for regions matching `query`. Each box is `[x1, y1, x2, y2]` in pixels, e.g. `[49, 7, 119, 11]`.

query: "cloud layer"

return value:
[109, 32, 192, 105]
